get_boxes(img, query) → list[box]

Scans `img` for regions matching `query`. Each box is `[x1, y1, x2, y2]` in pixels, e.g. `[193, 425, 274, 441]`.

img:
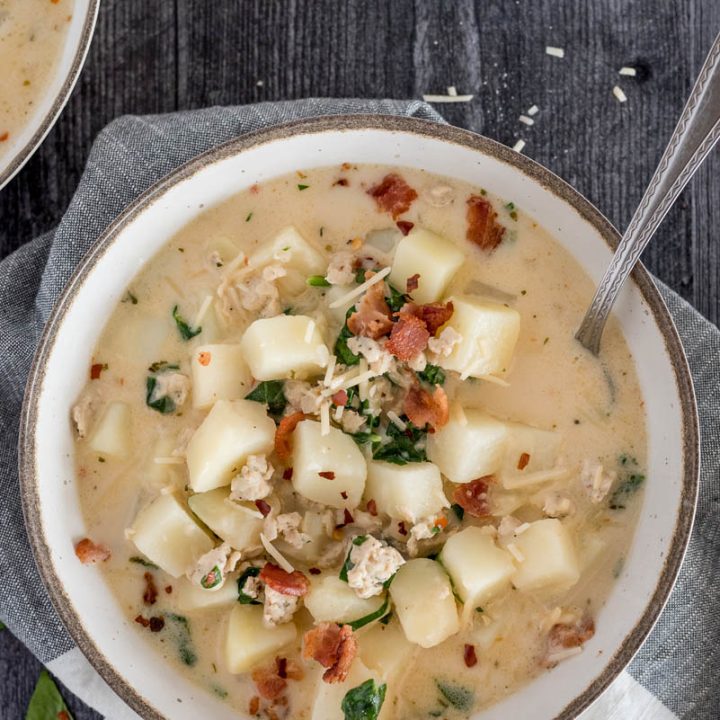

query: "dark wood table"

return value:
[2, 1, 718, 718]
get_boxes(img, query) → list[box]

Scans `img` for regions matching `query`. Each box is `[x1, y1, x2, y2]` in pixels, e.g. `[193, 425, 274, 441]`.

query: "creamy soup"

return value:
[72, 165, 646, 720]
[0, 0, 73, 155]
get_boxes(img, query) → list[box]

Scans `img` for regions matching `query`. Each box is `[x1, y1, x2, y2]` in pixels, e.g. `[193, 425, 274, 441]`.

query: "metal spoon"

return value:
[575, 32, 720, 354]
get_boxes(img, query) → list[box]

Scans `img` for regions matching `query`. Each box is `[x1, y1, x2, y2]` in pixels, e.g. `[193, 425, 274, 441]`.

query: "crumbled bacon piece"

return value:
[252, 666, 287, 700]
[386, 314, 430, 360]
[347, 278, 393, 340]
[403, 384, 449, 429]
[415, 301, 454, 335]
[303, 623, 358, 683]
[282, 467, 293, 481]
[368, 173, 418, 219]
[164, 585, 172, 594]
[464, 644, 478, 667]
[331, 389, 348, 406]
[259, 563, 309, 597]
[309, 567, 321, 575]
[275, 412, 308, 461]
[318, 471, 336, 480]
[276, 656, 304, 680]
[135, 615, 164, 632]
[406, 273, 420, 293]
[334, 178, 349, 187]
[343, 509, 354, 525]
[142, 572, 158, 605]
[397, 521, 408, 536]
[548, 617, 596, 651]
[90, 363, 106, 380]
[366, 499, 378, 516]
[74, 538, 111, 564]
[467, 195, 505, 251]
[517, 452, 531, 470]
[255, 499, 272, 516]
[340, 491, 348, 499]
[58, 712, 71, 720]
[453, 477, 492, 517]
[396, 220, 415, 236]
[134, 615, 149, 628]
[248, 697, 260, 715]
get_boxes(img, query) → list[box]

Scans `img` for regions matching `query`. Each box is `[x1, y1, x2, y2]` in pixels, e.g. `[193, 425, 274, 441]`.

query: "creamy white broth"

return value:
[0, 0, 73, 153]
[73, 165, 646, 720]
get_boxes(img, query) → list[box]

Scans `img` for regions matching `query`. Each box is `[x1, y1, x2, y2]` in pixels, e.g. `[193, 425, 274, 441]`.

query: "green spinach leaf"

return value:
[307, 275, 331, 287]
[348, 596, 390, 631]
[25, 670, 73, 720]
[245, 380, 287, 419]
[608, 473, 645, 510]
[172, 305, 202, 341]
[237, 566, 262, 605]
[341, 679, 387, 720]
[418, 364, 446, 386]
[129, 556, 159, 569]
[372, 419, 428, 465]
[166, 613, 197, 666]
[436, 679, 474, 711]
[145, 375, 176, 414]
[386, 284, 408, 313]
[334, 307, 360, 366]
[339, 536, 368, 582]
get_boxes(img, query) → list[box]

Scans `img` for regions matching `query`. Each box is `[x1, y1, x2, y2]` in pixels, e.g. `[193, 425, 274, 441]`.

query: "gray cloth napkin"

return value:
[0, 99, 716, 720]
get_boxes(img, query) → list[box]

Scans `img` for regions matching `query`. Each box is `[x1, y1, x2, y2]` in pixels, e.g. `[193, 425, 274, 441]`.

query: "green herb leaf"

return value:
[145, 376, 175, 414]
[418, 364, 446, 386]
[298, 184, 309, 191]
[237, 567, 262, 604]
[372, 419, 428, 465]
[25, 670, 73, 720]
[435, 680, 474, 711]
[166, 613, 197, 666]
[608, 473, 645, 510]
[307, 275, 331, 287]
[246, 212, 253, 222]
[341, 679, 387, 720]
[129, 556, 159, 569]
[339, 536, 368, 582]
[334, 307, 361, 366]
[348, 596, 390, 631]
[172, 305, 202, 341]
[355, 268, 368, 284]
[245, 380, 287, 419]
[386, 284, 408, 313]
[122, 291, 138, 305]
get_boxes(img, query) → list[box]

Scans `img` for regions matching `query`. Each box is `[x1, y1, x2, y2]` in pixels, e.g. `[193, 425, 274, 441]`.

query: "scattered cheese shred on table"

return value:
[519, 115, 534, 126]
[612, 85, 628, 103]
[422, 93, 475, 103]
[619, 66, 637, 76]
[527, 104, 539, 116]
[545, 46, 565, 58]
[447, 85, 458, 96]
[512, 139, 526, 153]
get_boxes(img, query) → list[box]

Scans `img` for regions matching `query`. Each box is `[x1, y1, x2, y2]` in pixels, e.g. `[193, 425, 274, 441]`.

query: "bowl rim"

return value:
[0, 0, 101, 190]
[18, 113, 700, 720]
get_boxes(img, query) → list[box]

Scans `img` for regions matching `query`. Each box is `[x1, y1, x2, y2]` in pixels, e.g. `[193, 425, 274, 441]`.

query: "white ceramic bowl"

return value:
[20, 116, 699, 720]
[0, 0, 99, 189]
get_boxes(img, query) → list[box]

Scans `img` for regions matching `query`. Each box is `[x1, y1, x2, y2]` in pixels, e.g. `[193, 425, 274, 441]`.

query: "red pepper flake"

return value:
[333, 178, 349, 187]
[276, 656, 288, 678]
[517, 452, 531, 470]
[318, 471, 336, 480]
[406, 273, 420, 293]
[164, 585, 172, 594]
[142, 572, 158, 605]
[134, 615, 149, 628]
[309, 567, 321, 575]
[331, 389, 348, 406]
[149, 616, 165, 632]
[398, 521, 408, 536]
[90, 363, 107, 380]
[255, 499, 272, 517]
[250, 183, 260, 194]
[282, 467, 293, 481]
[0, 132, 9, 142]
[343, 509, 354, 525]
[341, 162, 353, 171]
[58, 712, 71, 720]
[249, 697, 260, 715]
[396, 220, 415, 236]
[464, 644, 478, 667]
[198, 351, 212, 366]
[367, 499, 378, 516]
[340, 491, 348, 499]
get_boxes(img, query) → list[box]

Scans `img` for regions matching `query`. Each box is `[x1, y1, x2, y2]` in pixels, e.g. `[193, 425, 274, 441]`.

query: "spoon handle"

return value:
[576, 32, 720, 355]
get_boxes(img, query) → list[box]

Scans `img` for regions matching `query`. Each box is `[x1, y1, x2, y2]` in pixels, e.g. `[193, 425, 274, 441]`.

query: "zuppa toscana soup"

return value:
[0, 0, 73, 154]
[72, 165, 646, 720]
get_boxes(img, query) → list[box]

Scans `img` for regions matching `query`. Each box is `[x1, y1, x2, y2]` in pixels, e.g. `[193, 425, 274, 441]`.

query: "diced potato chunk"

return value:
[389, 227, 464, 304]
[130, 494, 212, 578]
[435, 295, 520, 379]
[310, 661, 379, 720]
[499, 422, 563, 489]
[249, 226, 326, 276]
[439, 527, 515, 608]
[305, 575, 385, 624]
[359, 619, 416, 682]
[191, 344, 251, 409]
[187, 489, 263, 551]
[274, 511, 331, 563]
[185, 399, 275, 492]
[225, 604, 296, 673]
[365, 461, 449, 523]
[389, 559, 459, 648]
[240, 315, 329, 381]
[511, 519, 580, 592]
[292, 420, 367, 508]
[174, 577, 239, 612]
[427, 409, 507, 483]
[89, 402, 131, 457]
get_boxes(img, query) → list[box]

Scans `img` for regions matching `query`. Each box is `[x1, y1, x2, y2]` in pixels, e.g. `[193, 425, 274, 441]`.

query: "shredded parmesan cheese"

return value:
[192, 294, 213, 329]
[153, 456, 185, 465]
[320, 400, 330, 436]
[341, 369, 376, 391]
[514, 522, 531, 536]
[545, 46, 565, 58]
[512, 139, 526, 153]
[527, 105, 539, 116]
[507, 543, 525, 563]
[323, 354, 337, 386]
[304, 319, 316, 344]
[619, 66, 636, 77]
[519, 115, 534, 126]
[260, 533, 295, 573]
[447, 85, 458, 96]
[386, 411, 407, 431]
[422, 94, 475, 103]
[612, 85, 628, 103]
[328, 266, 391, 309]
[358, 358, 370, 402]
[334, 404, 344, 422]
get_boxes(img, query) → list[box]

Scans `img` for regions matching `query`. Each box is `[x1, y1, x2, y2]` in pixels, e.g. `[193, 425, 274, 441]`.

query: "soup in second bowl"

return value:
[72, 164, 646, 719]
